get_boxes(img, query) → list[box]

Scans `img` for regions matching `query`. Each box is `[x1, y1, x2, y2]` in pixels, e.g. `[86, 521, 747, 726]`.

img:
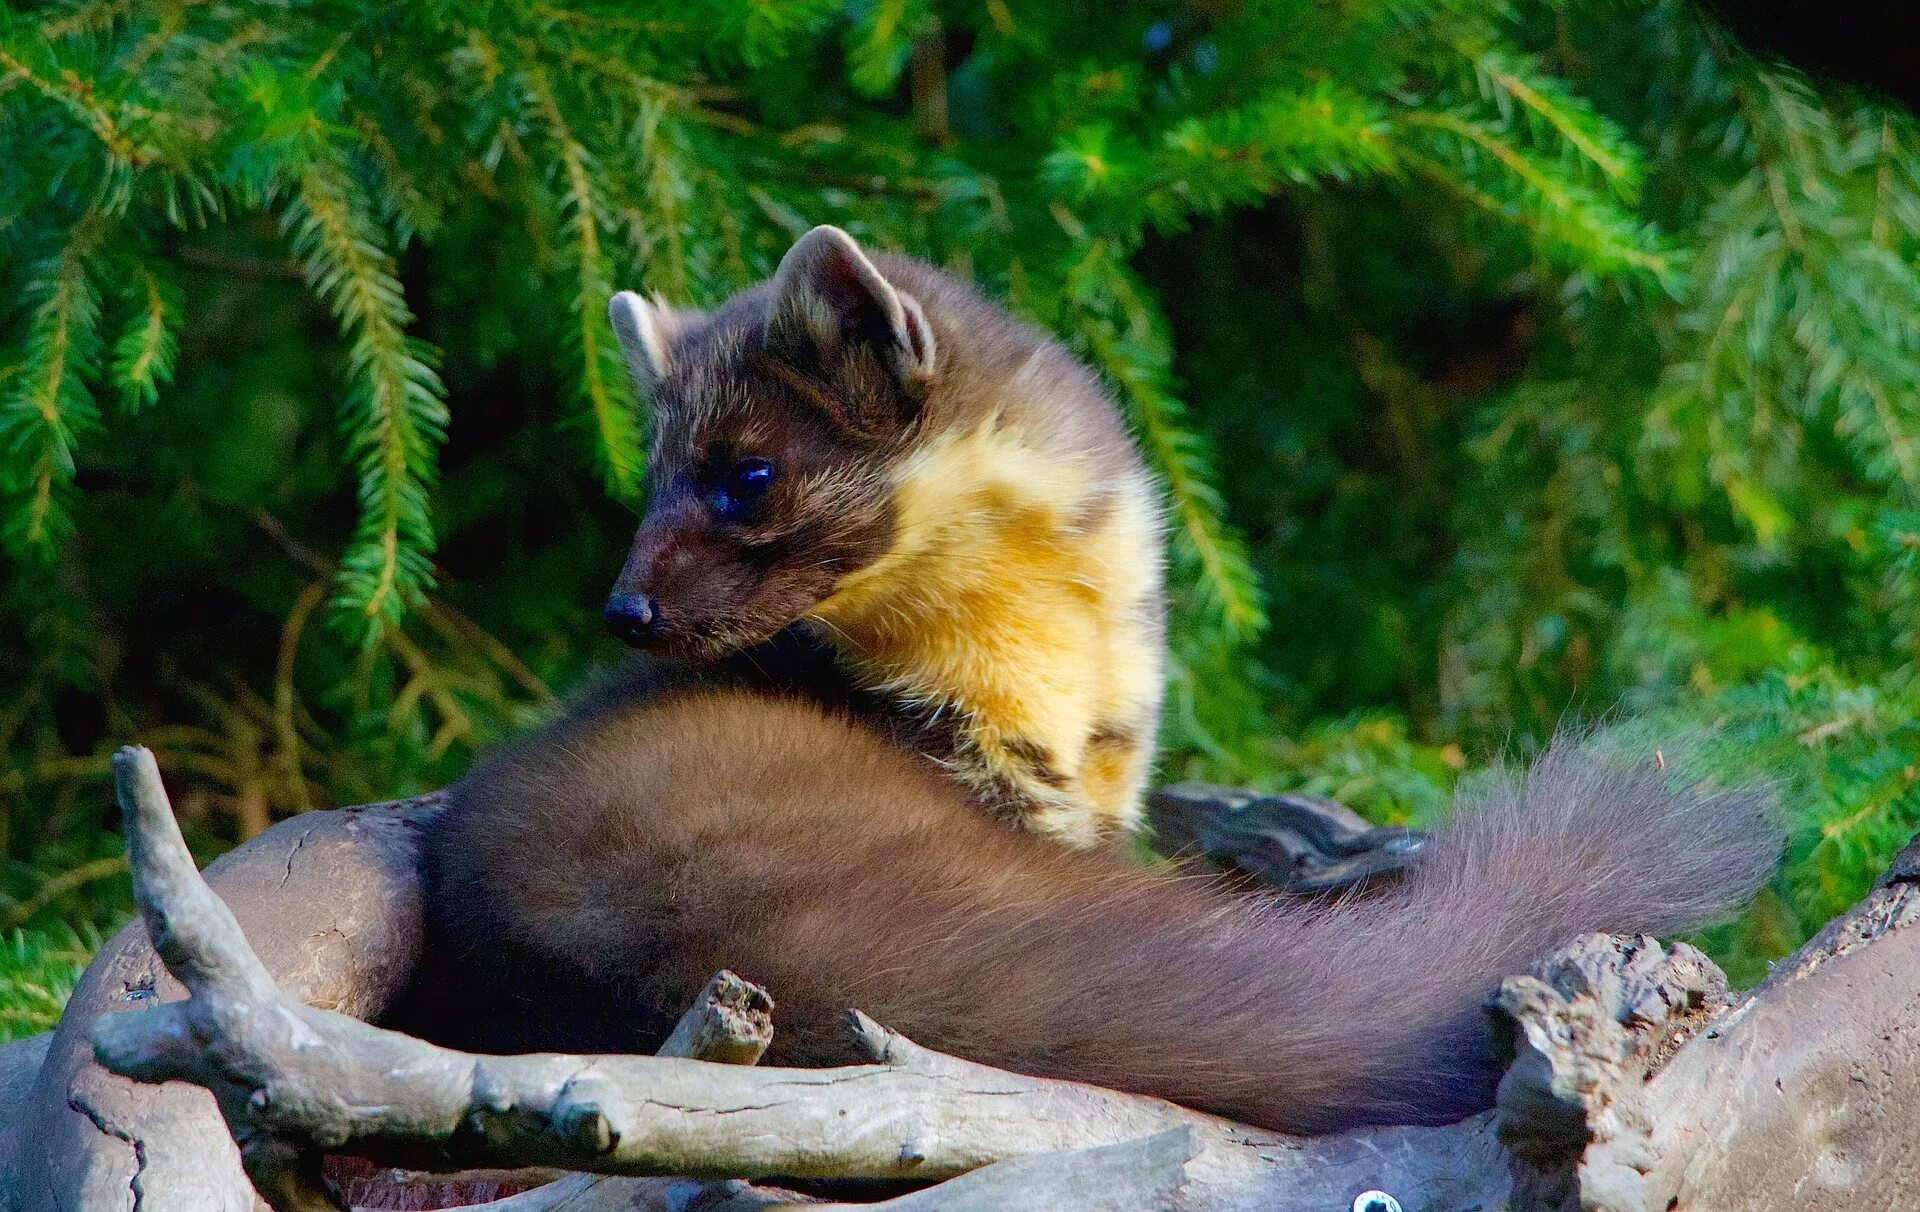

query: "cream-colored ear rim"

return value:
[895, 289, 936, 378]
[608, 290, 674, 390]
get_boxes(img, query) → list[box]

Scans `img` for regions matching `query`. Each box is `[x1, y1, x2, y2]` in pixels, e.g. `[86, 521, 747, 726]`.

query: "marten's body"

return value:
[422, 227, 1781, 1133]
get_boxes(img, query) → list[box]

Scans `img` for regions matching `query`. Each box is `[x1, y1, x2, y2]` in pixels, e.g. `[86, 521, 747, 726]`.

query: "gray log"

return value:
[1497, 839, 1920, 1210]
[0, 783, 441, 1212]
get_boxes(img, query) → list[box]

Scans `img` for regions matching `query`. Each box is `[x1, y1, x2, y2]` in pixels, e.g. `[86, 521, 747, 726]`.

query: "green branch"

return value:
[525, 65, 645, 501]
[286, 155, 447, 636]
[0, 214, 106, 559]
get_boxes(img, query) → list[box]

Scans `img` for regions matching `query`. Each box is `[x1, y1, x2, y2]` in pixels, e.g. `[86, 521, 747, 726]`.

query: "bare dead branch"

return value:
[393, 973, 776, 1208]
[443, 1129, 1200, 1212]
[1492, 866, 1920, 1210]
[657, 972, 774, 1064]
[6, 783, 441, 1212]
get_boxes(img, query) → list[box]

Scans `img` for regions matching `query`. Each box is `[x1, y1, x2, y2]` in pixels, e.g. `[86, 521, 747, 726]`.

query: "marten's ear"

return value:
[766, 226, 936, 398]
[608, 291, 682, 398]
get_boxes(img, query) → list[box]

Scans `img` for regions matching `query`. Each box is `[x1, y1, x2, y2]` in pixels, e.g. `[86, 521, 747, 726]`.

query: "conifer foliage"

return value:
[3, 0, 1920, 1007]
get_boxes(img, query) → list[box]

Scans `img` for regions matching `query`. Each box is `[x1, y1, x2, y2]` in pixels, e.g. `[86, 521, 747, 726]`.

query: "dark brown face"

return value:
[602, 226, 938, 661]
[603, 350, 900, 660]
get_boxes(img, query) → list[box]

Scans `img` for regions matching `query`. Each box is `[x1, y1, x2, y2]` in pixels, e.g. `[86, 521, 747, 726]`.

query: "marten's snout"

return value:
[604, 593, 662, 647]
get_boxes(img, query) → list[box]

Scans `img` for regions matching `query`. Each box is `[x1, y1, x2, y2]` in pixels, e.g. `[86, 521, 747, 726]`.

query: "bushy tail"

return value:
[806, 731, 1784, 1133]
[427, 699, 1784, 1136]
[1199, 733, 1784, 1128]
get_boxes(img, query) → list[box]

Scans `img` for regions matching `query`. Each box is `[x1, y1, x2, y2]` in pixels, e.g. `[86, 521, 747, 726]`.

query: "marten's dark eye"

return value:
[712, 457, 775, 521]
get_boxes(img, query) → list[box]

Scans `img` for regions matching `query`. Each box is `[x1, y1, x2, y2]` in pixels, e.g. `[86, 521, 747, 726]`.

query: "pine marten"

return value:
[596, 225, 1164, 845]
[421, 228, 1781, 1133]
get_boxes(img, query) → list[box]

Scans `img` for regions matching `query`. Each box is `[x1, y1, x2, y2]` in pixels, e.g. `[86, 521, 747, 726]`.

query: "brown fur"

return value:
[604, 228, 1164, 843]
[424, 688, 1780, 1134]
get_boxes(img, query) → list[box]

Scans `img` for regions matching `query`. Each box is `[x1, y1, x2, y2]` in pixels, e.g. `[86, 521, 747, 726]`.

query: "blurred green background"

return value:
[5, 0, 1919, 1037]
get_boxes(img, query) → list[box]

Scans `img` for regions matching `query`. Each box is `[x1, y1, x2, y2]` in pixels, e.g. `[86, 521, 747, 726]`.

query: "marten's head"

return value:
[602, 226, 939, 661]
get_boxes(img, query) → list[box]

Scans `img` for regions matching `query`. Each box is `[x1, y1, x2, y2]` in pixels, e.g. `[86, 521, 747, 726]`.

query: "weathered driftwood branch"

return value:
[2, 780, 442, 1212]
[657, 972, 775, 1065]
[341, 970, 780, 1209]
[0, 1032, 52, 1121]
[1146, 781, 1426, 894]
[457, 1128, 1201, 1212]
[429, 972, 1200, 1212]
[444, 978, 1207, 1212]
[1492, 832, 1920, 1211]
[85, 746, 1507, 1212]
[456, 1127, 1200, 1212]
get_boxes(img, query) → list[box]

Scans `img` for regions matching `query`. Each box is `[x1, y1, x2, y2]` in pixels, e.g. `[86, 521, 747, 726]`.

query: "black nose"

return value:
[604, 593, 662, 646]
